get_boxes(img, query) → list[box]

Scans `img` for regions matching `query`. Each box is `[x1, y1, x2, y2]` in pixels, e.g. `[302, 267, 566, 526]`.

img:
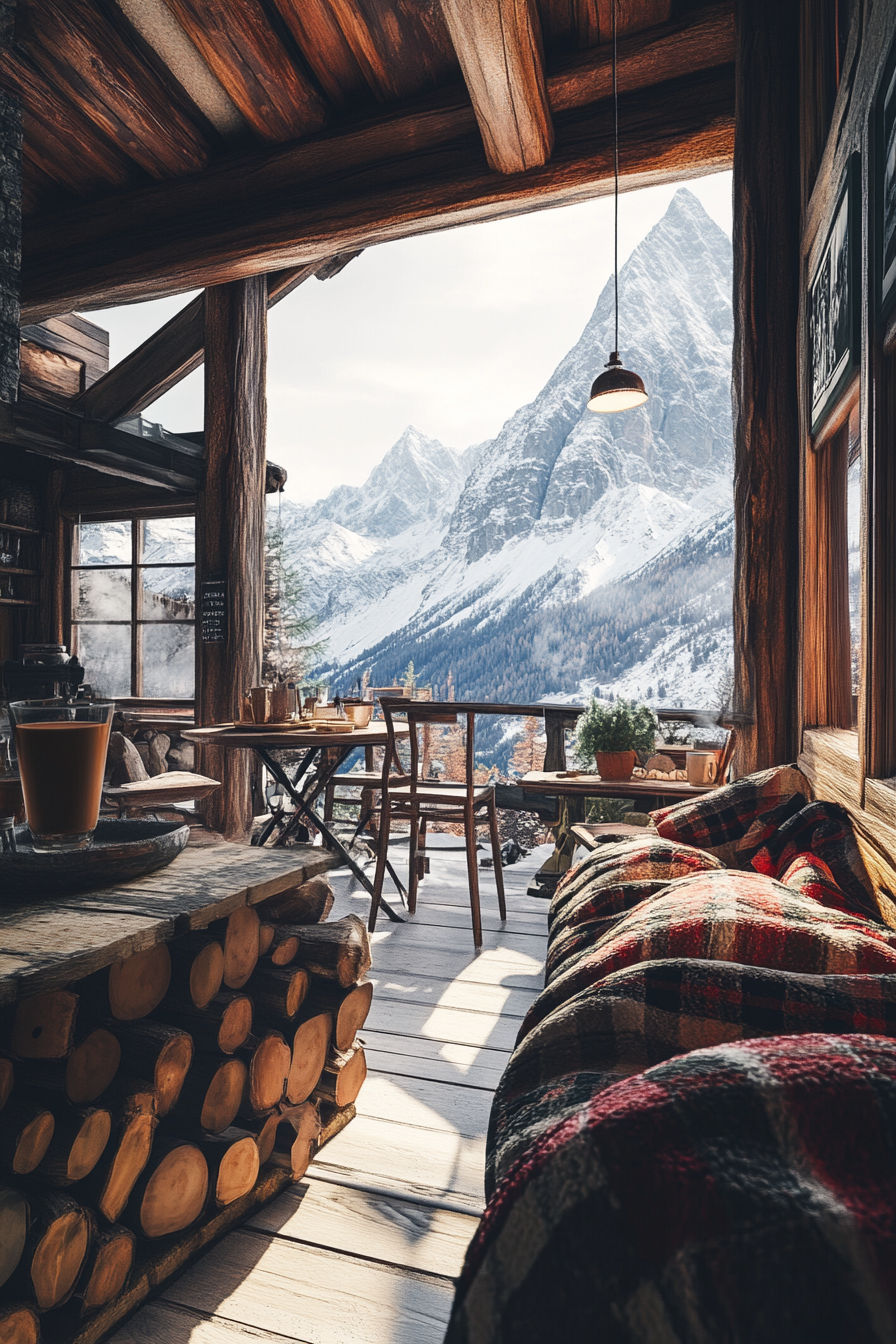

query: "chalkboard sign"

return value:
[200, 577, 227, 643]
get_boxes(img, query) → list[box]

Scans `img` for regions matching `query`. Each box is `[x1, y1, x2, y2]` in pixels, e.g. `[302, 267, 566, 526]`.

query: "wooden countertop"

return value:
[183, 722, 408, 749]
[0, 841, 333, 1005]
[520, 770, 715, 799]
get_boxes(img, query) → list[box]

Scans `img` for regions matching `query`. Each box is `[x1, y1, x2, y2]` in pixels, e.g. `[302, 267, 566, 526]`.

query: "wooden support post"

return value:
[0, 3, 21, 405]
[732, 0, 802, 774]
[197, 277, 267, 839]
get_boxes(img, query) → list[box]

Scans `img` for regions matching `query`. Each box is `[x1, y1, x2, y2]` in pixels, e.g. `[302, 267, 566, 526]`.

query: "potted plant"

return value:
[575, 698, 659, 781]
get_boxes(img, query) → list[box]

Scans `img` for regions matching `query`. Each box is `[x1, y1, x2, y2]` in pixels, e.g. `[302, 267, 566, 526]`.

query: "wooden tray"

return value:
[0, 819, 189, 895]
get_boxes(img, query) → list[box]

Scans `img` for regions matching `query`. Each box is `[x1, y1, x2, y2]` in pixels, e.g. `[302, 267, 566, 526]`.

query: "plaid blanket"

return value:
[523, 869, 896, 1040]
[651, 763, 810, 866]
[488, 959, 896, 1193]
[780, 851, 878, 919]
[752, 800, 879, 917]
[447, 1033, 896, 1344]
[551, 838, 721, 931]
[546, 880, 671, 981]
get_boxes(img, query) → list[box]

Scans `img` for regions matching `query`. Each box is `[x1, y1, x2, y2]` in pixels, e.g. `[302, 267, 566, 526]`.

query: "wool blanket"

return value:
[447, 1033, 896, 1344]
[525, 868, 896, 1039]
[550, 837, 721, 932]
[488, 959, 896, 1194]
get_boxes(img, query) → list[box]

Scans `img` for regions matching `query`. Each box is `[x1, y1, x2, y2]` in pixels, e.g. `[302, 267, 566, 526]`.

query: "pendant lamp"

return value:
[587, 0, 648, 414]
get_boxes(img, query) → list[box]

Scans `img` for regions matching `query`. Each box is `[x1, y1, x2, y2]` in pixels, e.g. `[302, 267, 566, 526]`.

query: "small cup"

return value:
[348, 704, 372, 728]
[270, 684, 290, 723]
[687, 752, 719, 787]
[250, 687, 270, 725]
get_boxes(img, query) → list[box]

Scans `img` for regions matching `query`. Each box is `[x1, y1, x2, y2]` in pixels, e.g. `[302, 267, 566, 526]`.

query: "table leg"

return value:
[527, 795, 586, 898]
[256, 748, 404, 924]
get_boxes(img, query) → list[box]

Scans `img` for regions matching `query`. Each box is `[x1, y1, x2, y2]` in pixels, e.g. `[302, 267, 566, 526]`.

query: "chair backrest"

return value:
[379, 697, 478, 801]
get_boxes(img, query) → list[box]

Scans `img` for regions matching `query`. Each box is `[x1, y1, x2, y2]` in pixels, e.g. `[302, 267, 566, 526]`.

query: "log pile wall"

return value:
[0, 875, 371, 1344]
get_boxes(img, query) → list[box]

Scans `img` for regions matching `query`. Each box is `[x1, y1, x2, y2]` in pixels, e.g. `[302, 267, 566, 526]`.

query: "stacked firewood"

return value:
[0, 876, 372, 1336]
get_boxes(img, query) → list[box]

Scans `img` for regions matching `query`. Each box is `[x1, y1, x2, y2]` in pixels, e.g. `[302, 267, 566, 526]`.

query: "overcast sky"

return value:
[89, 171, 732, 504]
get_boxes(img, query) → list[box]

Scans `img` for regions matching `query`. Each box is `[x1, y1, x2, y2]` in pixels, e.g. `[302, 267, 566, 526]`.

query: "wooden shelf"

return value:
[0, 597, 39, 606]
[0, 567, 41, 576]
[0, 521, 43, 536]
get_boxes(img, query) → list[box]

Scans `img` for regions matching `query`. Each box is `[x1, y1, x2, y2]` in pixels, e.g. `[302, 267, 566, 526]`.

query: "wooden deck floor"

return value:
[112, 837, 552, 1344]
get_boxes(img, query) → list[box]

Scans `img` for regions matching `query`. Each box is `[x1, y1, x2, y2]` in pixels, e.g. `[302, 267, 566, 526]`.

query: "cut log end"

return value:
[66, 1028, 121, 1104]
[334, 981, 373, 1052]
[0, 1186, 29, 1291]
[200, 1058, 247, 1134]
[190, 939, 225, 1009]
[219, 907, 260, 989]
[136, 1142, 209, 1237]
[69, 1108, 112, 1183]
[286, 1013, 331, 1105]
[108, 942, 172, 1019]
[315, 1042, 367, 1109]
[154, 1033, 194, 1117]
[97, 1112, 156, 1224]
[218, 995, 253, 1053]
[10, 990, 79, 1059]
[214, 1135, 260, 1206]
[79, 1226, 136, 1310]
[270, 933, 300, 966]
[254, 1112, 280, 1165]
[245, 1033, 291, 1115]
[1, 1099, 55, 1174]
[0, 1059, 12, 1112]
[0, 1303, 39, 1344]
[30, 1202, 90, 1310]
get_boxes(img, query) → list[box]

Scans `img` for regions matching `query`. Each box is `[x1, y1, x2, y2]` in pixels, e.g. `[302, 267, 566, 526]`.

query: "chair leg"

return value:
[487, 796, 507, 920]
[464, 804, 483, 951]
[408, 812, 420, 915]
[368, 801, 392, 934]
[419, 816, 428, 883]
[323, 782, 335, 822]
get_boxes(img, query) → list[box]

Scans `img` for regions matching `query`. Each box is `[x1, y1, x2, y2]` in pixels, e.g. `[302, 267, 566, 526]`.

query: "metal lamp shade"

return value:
[587, 355, 648, 413]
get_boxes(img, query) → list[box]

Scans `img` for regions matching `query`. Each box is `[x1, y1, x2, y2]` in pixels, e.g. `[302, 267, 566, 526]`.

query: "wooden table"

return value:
[519, 769, 718, 897]
[0, 839, 331, 1006]
[184, 722, 409, 922]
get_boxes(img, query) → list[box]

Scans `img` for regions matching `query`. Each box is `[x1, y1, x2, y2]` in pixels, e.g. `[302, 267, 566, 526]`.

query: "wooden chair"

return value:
[368, 698, 506, 949]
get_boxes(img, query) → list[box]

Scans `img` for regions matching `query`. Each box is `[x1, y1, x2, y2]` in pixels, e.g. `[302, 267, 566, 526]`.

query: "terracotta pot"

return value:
[595, 750, 637, 781]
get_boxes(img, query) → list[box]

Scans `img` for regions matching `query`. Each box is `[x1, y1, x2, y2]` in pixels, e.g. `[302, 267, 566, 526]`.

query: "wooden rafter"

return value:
[72, 253, 361, 424]
[440, 0, 554, 174]
[20, 7, 733, 319]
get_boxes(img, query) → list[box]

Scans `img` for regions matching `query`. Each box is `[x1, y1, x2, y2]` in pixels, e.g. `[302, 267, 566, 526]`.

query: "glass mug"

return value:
[9, 699, 115, 852]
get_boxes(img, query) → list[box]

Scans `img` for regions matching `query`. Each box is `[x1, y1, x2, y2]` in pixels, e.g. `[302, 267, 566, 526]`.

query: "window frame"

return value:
[67, 513, 196, 701]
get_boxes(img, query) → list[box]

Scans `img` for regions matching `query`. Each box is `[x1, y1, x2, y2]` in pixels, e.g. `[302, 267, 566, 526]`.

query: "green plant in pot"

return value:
[575, 698, 659, 781]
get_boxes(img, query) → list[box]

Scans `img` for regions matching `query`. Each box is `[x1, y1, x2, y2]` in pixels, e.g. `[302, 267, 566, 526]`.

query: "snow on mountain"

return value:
[275, 188, 735, 727]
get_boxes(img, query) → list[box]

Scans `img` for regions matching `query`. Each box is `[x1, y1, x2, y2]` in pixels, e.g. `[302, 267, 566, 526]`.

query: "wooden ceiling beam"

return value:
[162, 0, 329, 144]
[594, 0, 673, 42]
[20, 7, 733, 319]
[14, 0, 211, 181]
[72, 254, 362, 424]
[440, 0, 554, 173]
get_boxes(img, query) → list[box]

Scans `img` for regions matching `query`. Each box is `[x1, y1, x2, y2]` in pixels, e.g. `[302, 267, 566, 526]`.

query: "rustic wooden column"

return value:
[197, 278, 267, 839]
[0, 0, 21, 403]
[732, 0, 802, 774]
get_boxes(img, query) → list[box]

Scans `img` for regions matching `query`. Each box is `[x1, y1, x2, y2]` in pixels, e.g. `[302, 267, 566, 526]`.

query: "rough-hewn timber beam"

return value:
[0, 0, 21, 402]
[19, 7, 733, 319]
[439, 0, 554, 174]
[72, 253, 360, 423]
[731, 0, 801, 773]
[0, 393, 203, 490]
[196, 276, 267, 840]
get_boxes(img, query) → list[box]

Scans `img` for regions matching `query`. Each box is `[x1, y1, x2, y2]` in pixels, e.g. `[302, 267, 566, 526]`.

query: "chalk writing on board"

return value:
[201, 577, 227, 643]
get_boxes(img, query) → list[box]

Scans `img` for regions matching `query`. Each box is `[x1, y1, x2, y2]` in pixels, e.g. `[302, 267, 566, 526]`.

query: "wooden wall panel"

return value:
[801, 425, 852, 729]
[732, 0, 802, 773]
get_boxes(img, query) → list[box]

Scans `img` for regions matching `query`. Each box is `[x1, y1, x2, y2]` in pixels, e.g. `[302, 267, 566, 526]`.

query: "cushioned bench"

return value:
[445, 766, 896, 1344]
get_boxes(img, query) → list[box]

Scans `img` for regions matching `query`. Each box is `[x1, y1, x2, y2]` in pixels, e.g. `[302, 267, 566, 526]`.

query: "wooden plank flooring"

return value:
[111, 838, 553, 1344]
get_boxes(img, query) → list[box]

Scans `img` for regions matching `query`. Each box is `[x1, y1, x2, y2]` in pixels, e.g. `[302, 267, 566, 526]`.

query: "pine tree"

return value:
[510, 717, 545, 776]
[263, 517, 324, 684]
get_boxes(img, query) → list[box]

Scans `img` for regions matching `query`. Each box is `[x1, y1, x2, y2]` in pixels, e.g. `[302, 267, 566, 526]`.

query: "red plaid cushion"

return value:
[651, 764, 810, 864]
[523, 869, 896, 1040]
[780, 852, 871, 918]
[752, 800, 879, 918]
[448, 1034, 896, 1344]
[546, 880, 669, 982]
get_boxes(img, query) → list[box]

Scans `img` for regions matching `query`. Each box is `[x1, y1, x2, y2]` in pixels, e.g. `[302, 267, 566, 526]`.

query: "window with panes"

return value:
[69, 517, 195, 699]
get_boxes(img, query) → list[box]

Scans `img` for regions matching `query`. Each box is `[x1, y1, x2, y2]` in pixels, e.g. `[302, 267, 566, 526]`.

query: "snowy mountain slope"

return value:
[274, 188, 735, 722]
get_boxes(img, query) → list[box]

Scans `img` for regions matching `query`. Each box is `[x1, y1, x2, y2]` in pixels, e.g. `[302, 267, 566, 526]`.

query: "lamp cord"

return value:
[612, 0, 619, 357]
